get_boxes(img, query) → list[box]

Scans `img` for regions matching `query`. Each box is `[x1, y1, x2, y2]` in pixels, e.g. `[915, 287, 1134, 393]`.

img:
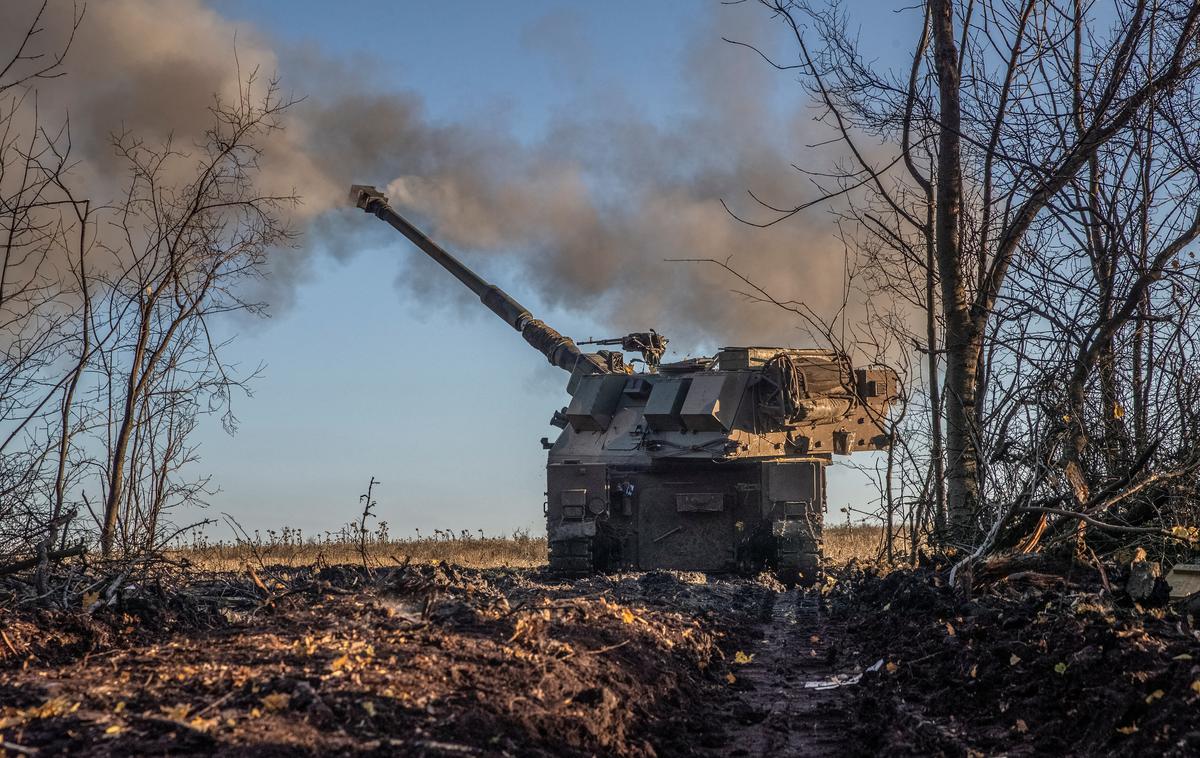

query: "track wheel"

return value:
[548, 537, 593, 576]
[773, 520, 822, 587]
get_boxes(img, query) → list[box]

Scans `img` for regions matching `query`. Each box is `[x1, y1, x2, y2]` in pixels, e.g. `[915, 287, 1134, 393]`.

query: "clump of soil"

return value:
[0, 563, 770, 756]
[827, 556, 1200, 757]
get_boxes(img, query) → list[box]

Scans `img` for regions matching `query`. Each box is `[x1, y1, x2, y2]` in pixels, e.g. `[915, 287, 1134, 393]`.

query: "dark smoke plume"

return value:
[3, 1, 862, 352]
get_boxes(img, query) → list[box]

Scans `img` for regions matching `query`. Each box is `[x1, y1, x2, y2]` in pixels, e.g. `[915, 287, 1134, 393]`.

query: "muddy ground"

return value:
[829, 556, 1200, 757]
[1, 557, 1198, 756]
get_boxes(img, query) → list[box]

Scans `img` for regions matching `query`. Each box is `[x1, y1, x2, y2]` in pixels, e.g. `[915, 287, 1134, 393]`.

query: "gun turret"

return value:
[349, 184, 614, 377]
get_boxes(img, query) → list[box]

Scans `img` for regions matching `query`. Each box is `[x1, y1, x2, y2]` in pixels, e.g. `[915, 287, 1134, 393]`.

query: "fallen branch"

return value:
[0, 543, 86, 577]
[1086, 466, 1195, 516]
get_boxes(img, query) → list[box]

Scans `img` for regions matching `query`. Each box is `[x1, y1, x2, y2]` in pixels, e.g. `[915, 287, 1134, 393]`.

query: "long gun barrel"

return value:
[349, 185, 608, 376]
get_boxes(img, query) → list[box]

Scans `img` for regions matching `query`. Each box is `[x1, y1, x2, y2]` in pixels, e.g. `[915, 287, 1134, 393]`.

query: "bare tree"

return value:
[93, 74, 297, 555]
[0, 2, 87, 563]
[0, 2, 300, 567]
[735, 0, 1200, 555]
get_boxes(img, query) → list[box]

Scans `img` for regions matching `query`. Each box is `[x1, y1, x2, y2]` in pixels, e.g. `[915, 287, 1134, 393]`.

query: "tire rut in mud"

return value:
[694, 589, 852, 757]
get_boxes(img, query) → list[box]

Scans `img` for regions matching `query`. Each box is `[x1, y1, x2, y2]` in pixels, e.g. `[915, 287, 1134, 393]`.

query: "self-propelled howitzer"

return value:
[349, 183, 898, 584]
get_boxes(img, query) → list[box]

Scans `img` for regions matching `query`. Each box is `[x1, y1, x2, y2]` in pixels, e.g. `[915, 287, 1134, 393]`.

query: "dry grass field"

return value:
[174, 527, 548, 571]
[821, 525, 887, 564]
[173, 524, 887, 571]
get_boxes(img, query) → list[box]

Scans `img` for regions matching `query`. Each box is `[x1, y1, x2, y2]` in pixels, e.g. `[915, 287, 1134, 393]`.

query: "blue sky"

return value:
[186, 1, 915, 540]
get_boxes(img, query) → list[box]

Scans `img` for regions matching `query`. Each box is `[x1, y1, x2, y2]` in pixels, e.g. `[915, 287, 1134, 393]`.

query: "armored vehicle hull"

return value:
[543, 351, 894, 584]
[547, 458, 826, 580]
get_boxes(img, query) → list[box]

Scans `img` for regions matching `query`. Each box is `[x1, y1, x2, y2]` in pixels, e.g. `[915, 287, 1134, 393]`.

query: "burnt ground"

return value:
[1, 557, 1199, 756]
[829, 555, 1200, 757]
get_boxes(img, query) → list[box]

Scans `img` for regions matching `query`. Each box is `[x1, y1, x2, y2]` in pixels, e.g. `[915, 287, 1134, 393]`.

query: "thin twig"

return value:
[0, 629, 19, 657]
[1018, 506, 1168, 535]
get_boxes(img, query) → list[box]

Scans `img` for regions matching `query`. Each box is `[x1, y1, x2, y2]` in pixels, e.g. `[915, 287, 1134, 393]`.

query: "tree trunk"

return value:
[52, 202, 91, 550]
[100, 305, 151, 557]
[926, 205, 946, 536]
[943, 319, 982, 540]
[930, 0, 980, 542]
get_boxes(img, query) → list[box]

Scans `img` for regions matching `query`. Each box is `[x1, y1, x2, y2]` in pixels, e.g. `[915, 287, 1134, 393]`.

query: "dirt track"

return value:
[692, 589, 852, 757]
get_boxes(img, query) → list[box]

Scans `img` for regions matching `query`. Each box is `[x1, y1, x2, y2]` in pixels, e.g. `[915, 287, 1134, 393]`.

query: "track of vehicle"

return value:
[696, 589, 851, 757]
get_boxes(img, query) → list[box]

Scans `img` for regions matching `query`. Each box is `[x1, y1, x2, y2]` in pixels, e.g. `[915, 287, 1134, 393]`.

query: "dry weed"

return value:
[173, 524, 887, 571]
